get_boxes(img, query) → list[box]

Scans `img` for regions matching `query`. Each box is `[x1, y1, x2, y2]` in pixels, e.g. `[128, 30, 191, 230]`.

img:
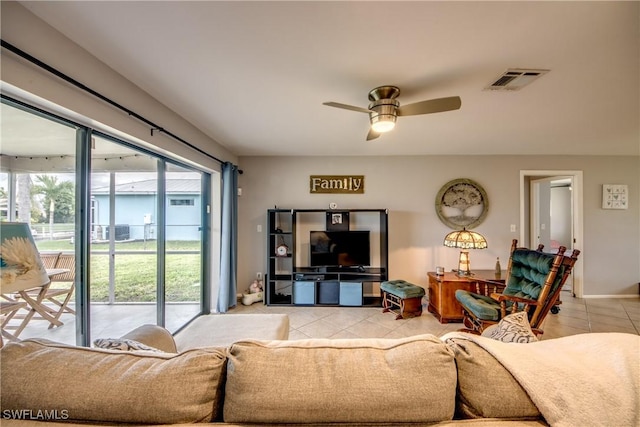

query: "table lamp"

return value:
[0, 222, 49, 294]
[443, 228, 487, 276]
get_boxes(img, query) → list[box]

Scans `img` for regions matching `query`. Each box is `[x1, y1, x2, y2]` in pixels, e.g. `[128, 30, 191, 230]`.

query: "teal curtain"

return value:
[217, 162, 238, 313]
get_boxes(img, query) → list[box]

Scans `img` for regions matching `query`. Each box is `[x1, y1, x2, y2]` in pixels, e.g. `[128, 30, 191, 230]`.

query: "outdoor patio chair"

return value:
[40, 251, 61, 269]
[1, 299, 28, 343]
[455, 239, 580, 336]
[41, 253, 76, 327]
[20, 252, 76, 328]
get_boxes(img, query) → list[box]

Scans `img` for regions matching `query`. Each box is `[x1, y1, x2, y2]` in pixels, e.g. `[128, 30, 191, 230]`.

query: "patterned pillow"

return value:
[488, 311, 538, 343]
[93, 338, 163, 353]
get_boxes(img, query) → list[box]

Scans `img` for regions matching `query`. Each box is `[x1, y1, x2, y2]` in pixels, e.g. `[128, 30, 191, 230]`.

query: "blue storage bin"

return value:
[340, 282, 363, 306]
[293, 281, 315, 304]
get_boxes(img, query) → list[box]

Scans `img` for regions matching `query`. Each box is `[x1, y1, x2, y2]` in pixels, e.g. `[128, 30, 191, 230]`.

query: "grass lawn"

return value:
[36, 239, 202, 302]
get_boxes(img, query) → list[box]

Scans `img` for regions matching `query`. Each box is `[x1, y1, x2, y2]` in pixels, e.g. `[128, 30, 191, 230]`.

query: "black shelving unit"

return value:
[265, 208, 388, 307]
[266, 209, 295, 305]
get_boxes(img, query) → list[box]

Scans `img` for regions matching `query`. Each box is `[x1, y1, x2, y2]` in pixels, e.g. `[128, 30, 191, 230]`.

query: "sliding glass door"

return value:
[0, 100, 78, 344]
[1, 97, 211, 345]
[164, 164, 204, 332]
[90, 135, 160, 338]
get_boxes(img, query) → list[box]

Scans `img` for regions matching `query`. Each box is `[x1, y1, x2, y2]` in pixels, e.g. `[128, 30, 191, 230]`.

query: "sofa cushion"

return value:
[1, 338, 226, 424]
[444, 337, 540, 419]
[224, 334, 457, 424]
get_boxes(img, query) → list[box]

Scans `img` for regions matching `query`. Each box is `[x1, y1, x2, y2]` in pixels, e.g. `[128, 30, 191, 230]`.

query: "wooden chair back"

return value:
[531, 247, 580, 326]
[40, 252, 61, 269]
[502, 239, 580, 329]
[51, 253, 76, 284]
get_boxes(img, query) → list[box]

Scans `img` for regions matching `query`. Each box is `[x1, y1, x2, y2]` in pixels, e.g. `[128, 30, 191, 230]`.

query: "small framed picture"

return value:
[326, 211, 349, 231]
[602, 184, 628, 209]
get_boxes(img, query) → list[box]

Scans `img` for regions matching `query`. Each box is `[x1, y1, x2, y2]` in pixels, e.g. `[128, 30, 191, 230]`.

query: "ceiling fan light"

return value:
[369, 98, 399, 133]
[371, 118, 396, 133]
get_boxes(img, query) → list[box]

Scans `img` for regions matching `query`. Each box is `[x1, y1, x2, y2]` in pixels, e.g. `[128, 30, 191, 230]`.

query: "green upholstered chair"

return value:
[455, 239, 580, 336]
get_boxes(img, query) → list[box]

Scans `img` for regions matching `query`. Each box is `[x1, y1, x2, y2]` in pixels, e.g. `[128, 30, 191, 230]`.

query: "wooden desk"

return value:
[427, 270, 506, 323]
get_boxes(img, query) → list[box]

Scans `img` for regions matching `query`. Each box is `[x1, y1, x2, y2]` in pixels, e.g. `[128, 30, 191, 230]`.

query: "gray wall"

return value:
[238, 155, 639, 297]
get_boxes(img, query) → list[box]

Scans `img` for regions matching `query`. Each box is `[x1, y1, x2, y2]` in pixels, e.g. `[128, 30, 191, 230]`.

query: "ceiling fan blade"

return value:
[323, 102, 371, 114]
[397, 96, 462, 116]
[366, 129, 380, 141]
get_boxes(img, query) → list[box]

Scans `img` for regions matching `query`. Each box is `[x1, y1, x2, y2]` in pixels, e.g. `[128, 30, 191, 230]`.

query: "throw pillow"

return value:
[488, 311, 538, 343]
[93, 337, 163, 352]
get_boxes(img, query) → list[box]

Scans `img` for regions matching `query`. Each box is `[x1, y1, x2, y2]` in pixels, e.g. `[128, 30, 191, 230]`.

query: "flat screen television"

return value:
[309, 230, 370, 267]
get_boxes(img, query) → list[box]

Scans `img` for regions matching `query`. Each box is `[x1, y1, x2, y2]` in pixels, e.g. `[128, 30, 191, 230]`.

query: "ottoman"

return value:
[381, 280, 425, 319]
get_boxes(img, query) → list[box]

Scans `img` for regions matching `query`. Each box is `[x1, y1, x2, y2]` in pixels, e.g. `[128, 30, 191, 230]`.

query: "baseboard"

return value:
[581, 294, 640, 299]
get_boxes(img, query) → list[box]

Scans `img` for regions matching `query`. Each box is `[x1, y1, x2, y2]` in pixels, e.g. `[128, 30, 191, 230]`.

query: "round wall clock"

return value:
[435, 178, 489, 229]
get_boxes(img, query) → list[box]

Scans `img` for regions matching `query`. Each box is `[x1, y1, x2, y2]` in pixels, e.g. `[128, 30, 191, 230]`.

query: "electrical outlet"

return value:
[256, 272, 262, 281]
[510, 224, 517, 232]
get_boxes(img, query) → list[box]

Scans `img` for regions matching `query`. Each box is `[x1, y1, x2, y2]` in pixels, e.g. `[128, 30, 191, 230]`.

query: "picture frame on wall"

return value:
[435, 178, 489, 229]
[602, 184, 628, 209]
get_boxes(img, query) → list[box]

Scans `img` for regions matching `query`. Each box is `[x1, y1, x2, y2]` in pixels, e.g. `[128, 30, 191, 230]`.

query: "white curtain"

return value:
[217, 162, 238, 313]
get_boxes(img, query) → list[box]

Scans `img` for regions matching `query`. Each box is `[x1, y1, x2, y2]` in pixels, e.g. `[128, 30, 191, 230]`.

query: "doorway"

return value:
[519, 170, 583, 297]
[530, 177, 573, 253]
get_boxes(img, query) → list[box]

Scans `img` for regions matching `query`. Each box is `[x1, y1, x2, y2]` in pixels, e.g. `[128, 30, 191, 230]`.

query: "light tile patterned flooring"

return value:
[234, 290, 640, 341]
[9, 290, 640, 345]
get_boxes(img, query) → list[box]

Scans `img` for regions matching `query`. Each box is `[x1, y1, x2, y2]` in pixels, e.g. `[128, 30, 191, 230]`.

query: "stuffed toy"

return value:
[242, 280, 263, 305]
[248, 280, 263, 294]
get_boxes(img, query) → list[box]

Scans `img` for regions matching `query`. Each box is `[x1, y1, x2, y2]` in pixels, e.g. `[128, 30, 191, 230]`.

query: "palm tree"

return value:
[32, 175, 74, 239]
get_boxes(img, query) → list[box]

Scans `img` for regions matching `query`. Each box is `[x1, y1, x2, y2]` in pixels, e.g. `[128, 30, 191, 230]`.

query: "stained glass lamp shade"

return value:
[443, 228, 488, 275]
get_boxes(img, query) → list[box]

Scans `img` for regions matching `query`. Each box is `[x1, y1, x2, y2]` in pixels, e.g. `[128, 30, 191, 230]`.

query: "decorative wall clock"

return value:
[435, 178, 489, 229]
[275, 236, 289, 257]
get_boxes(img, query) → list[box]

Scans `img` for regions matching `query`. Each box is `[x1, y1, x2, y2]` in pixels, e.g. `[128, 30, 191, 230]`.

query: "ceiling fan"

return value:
[323, 86, 461, 141]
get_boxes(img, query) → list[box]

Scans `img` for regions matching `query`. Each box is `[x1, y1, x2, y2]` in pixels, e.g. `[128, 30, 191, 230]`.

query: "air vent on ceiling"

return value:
[485, 68, 550, 91]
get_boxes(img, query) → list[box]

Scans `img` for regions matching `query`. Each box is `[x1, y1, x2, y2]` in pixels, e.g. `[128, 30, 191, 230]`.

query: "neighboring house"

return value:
[91, 179, 201, 241]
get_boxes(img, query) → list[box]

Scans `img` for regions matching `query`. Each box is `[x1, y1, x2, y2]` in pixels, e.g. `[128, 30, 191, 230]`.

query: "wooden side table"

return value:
[427, 270, 505, 323]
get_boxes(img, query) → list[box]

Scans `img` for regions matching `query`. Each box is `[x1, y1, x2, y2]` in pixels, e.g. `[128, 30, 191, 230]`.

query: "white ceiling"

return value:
[16, 1, 640, 157]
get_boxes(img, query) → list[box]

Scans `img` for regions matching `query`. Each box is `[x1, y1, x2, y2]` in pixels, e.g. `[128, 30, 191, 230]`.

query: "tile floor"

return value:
[7, 290, 640, 345]
[232, 290, 640, 341]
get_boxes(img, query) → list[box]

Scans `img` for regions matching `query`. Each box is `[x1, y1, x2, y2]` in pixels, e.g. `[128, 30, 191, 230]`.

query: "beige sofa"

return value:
[1, 321, 638, 426]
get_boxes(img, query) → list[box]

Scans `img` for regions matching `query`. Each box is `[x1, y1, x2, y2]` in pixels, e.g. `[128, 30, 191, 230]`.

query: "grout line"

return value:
[621, 304, 640, 335]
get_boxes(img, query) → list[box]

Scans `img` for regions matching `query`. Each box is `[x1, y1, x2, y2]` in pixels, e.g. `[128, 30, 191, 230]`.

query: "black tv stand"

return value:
[265, 209, 388, 307]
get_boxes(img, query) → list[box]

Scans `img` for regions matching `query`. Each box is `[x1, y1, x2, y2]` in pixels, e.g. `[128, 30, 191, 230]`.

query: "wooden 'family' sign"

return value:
[310, 175, 364, 194]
